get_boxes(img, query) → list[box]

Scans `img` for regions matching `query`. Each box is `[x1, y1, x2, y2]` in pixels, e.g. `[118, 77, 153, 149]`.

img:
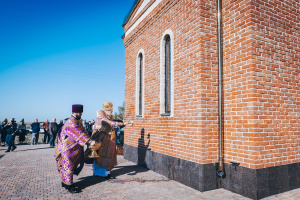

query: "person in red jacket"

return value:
[43, 119, 50, 144]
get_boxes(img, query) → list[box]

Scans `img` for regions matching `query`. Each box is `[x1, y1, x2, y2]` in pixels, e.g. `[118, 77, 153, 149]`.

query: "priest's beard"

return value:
[105, 112, 113, 119]
[72, 115, 81, 120]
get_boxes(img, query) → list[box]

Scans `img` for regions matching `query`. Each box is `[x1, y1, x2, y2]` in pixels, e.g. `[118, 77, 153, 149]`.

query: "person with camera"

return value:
[5, 118, 18, 152]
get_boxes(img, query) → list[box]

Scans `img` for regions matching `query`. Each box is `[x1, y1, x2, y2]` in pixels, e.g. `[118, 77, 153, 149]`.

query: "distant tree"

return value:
[114, 102, 124, 121]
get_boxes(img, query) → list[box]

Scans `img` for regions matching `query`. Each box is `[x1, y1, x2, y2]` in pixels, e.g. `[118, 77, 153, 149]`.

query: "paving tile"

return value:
[0, 144, 300, 199]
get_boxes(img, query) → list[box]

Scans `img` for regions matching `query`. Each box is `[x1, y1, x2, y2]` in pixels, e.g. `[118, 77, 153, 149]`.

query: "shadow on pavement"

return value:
[112, 164, 149, 177]
[15, 143, 36, 146]
[76, 164, 149, 192]
[15, 146, 53, 152]
[76, 176, 106, 192]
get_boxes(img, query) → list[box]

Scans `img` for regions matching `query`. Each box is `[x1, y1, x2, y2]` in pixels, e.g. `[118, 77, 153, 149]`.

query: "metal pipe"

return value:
[217, 0, 224, 177]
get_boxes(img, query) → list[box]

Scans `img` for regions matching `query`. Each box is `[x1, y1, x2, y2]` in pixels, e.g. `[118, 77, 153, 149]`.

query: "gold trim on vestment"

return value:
[55, 139, 76, 159]
[61, 169, 74, 174]
[76, 132, 90, 144]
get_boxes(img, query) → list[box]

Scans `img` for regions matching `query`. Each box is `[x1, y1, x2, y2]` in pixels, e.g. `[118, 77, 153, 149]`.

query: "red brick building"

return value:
[122, 0, 300, 199]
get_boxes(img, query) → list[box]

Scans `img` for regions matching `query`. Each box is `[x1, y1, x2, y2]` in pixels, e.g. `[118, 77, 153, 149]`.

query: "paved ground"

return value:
[0, 142, 300, 200]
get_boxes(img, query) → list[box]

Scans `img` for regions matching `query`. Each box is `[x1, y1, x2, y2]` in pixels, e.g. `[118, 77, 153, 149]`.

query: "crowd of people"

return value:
[0, 118, 26, 152]
[1, 101, 127, 194]
[0, 117, 96, 152]
[82, 119, 95, 136]
[30, 118, 65, 147]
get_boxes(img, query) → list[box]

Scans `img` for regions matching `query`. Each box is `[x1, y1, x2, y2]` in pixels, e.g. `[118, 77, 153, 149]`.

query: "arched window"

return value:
[138, 53, 143, 116]
[160, 30, 174, 117]
[136, 50, 144, 117]
[164, 35, 171, 114]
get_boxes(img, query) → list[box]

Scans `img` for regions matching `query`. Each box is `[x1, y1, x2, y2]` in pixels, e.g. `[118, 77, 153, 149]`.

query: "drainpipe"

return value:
[217, 0, 224, 177]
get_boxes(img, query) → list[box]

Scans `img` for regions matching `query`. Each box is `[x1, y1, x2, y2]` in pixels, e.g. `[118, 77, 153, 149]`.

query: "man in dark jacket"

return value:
[17, 119, 26, 144]
[56, 120, 64, 144]
[31, 119, 40, 145]
[86, 121, 93, 136]
[49, 118, 58, 147]
[57, 120, 64, 132]
[5, 118, 18, 152]
[0, 119, 8, 146]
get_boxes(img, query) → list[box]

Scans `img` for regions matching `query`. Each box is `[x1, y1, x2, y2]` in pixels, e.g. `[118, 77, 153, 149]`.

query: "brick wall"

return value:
[124, 0, 300, 169]
[223, 0, 300, 169]
[124, 0, 219, 164]
[223, 0, 258, 168]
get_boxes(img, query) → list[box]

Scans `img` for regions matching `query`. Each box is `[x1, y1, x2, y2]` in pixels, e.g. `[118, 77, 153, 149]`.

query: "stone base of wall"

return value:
[124, 144, 300, 200]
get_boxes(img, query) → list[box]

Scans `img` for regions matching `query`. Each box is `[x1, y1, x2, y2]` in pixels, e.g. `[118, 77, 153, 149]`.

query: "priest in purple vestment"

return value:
[55, 104, 96, 193]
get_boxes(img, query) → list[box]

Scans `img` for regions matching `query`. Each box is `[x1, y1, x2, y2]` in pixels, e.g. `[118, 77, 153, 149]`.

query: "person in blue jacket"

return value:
[31, 119, 40, 145]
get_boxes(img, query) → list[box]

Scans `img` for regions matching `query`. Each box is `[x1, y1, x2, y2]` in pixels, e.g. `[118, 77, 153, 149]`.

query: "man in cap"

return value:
[55, 104, 97, 193]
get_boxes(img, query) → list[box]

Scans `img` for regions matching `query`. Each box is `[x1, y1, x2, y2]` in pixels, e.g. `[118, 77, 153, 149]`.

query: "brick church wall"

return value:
[123, 0, 300, 198]
[223, 0, 300, 169]
[124, 0, 219, 165]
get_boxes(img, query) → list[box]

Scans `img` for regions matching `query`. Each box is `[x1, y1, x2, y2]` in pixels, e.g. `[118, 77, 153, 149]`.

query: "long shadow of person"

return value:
[137, 128, 150, 167]
[16, 147, 53, 152]
[101, 128, 151, 178]
[75, 163, 151, 192]
[76, 161, 150, 192]
[75, 129, 151, 192]
[112, 164, 149, 177]
[75, 175, 106, 192]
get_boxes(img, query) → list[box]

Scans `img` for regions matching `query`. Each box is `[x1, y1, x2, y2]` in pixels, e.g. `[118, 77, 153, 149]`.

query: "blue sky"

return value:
[0, 0, 135, 122]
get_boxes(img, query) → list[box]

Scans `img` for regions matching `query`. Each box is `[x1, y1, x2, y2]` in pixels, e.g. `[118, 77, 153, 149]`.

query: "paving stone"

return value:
[0, 144, 299, 199]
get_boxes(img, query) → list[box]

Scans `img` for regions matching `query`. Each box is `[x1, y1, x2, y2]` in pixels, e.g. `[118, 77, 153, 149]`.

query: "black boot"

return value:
[61, 182, 68, 188]
[65, 184, 78, 193]
[104, 174, 115, 180]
